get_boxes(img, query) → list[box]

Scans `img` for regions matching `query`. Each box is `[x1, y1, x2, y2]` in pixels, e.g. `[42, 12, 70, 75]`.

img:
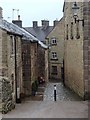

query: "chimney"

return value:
[0, 7, 3, 19]
[18, 15, 20, 20]
[41, 20, 49, 27]
[53, 20, 59, 27]
[33, 21, 38, 28]
[12, 15, 22, 28]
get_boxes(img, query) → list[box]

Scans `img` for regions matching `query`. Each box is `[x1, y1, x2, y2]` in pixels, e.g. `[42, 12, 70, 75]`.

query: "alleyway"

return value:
[43, 82, 82, 101]
[2, 81, 88, 118]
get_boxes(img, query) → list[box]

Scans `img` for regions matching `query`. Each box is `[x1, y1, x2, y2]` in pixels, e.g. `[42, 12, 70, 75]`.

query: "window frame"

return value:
[10, 35, 14, 54]
[51, 52, 58, 60]
[51, 37, 57, 45]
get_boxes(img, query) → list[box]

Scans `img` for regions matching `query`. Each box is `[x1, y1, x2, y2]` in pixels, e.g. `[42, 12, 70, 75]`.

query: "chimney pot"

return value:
[18, 15, 20, 20]
[41, 20, 49, 27]
[12, 15, 22, 28]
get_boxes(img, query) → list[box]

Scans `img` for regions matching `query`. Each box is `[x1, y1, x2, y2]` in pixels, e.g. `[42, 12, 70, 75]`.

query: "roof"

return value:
[0, 19, 48, 49]
[0, 19, 38, 42]
[24, 26, 53, 42]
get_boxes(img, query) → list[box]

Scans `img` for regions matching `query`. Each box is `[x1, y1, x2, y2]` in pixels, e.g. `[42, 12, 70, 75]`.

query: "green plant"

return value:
[31, 80, 38, 96]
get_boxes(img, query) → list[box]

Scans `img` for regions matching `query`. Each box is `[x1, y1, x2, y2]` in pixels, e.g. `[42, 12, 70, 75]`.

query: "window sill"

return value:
[51, 44, 57, 46]
[50, 58, 58, 61]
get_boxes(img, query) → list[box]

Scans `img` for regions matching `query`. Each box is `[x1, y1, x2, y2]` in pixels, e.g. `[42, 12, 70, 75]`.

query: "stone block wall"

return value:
[0, 77, 15, 114]
[64, 2, 85, 98]
[21, 40, 31, 96]
[37, 45, 45, 80]
[31, 42, 38, 84]
[83, 1, 90, 99]
[46, 17, 64, 80]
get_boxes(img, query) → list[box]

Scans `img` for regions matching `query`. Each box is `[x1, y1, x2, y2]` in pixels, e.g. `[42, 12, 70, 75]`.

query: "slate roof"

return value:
[24, 26, 53, 42]
[0, 19, 48, 49]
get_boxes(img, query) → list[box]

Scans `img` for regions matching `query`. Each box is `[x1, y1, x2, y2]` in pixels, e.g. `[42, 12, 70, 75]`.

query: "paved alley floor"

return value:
[43, 82, 82, 101]
[2, 101, 88, 118]
[2, 82, 88, 118]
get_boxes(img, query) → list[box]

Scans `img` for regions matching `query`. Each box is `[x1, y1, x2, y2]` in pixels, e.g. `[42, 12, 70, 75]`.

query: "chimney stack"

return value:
[0, 7, 3, 19]
[33, 21, 38, 28]
[42, 20, 49, 27]
[12, 15, 22, 28]
[53, 20, 59, 27]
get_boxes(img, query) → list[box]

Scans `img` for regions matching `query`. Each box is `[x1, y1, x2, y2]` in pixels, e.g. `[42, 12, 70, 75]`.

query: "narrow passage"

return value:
[43, 82, 82, 101]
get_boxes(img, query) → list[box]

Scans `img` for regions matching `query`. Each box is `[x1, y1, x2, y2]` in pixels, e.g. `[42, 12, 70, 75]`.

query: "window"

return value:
[71, 22, 73, 39]
[52, 66, 57, 75]
[51, 37, 57, 45]
[76, 20, 80, 39]
[66, 24, 68, 40]
[10, 35, 14, 54]
[51, 52, 57, 59]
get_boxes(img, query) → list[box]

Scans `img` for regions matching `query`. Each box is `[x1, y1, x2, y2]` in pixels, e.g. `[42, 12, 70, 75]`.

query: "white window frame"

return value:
[51, 52, 57, 59]
[51, 37, 57, 45]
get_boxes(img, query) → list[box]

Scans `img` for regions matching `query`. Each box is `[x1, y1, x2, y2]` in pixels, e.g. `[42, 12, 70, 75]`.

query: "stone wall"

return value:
[46, 17, 64, 80]
[21, 40, 31, 96]
[37, 45, 45, 80]
[64, 2, 85, 98]
[31, 42, 38, 84]
[0, 77, 15, 114]
[0, 28, 2, 77]
[45, 49, 49, 82]
[83, 1, 90, 99]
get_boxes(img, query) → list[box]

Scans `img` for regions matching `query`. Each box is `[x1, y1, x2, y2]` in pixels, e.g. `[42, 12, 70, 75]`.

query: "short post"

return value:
[54, 85, 56, 101]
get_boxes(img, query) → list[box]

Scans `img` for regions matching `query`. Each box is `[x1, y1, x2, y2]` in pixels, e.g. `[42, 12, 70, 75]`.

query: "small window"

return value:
[52, 66, 57, 75]
[66, 24, 68, 40]
[51, 37, 57, 45]
[71, 22, 73, 39]
[51, 52, 57, 59]
[10, 35, 14, 54]
[76, 20, 80, 39]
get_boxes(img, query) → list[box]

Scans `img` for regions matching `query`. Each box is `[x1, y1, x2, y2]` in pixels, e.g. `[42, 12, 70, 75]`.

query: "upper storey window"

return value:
[51, 37, 57, 45]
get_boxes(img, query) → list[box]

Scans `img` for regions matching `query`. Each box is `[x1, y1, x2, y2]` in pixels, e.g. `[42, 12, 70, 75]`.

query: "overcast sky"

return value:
[0, 0, 64, 27]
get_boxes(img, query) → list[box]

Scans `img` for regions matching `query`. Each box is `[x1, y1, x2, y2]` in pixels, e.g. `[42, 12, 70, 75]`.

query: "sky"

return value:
[0, 0, 64, 27]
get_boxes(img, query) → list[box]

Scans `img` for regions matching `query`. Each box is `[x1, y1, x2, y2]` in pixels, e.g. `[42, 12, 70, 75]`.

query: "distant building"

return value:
[63, 1, 90, 100]
[45, 17, 64, 81]
[24, 20, 54, 43]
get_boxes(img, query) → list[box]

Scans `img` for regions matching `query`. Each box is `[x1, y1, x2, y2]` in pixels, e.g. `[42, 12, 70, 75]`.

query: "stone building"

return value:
[0, 19, 23, 113]
[13, 17, 48, 97]
[63, 1, 90, 99]
[0, 19, 48, 114]
[24, 20, 54, 43]
[45, 17, 64, 81]
[37, 41, 48, 82]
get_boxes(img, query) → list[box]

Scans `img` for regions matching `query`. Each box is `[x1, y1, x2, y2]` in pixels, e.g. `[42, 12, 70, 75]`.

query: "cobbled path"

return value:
[43, 82, 82, 101]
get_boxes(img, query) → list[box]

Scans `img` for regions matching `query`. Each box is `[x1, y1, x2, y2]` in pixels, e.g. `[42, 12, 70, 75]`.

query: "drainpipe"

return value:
[14, 36, 17, 103]
[14, 36, 21, 103]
